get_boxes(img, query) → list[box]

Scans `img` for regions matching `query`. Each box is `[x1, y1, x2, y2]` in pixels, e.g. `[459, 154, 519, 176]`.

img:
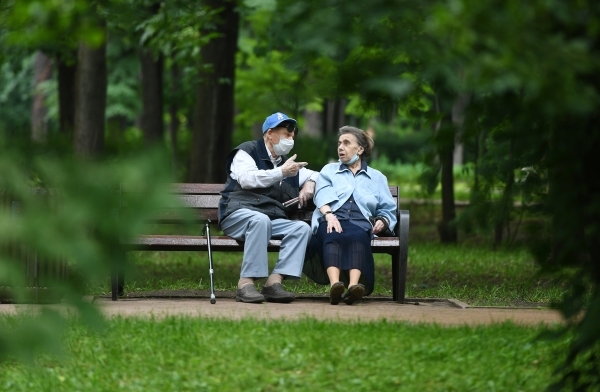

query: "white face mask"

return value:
[273, 137, 294, 156]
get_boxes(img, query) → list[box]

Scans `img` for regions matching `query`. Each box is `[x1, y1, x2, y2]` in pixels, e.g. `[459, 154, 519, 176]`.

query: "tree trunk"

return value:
[435, 95, 458, 244]
[452, 94, 469, 165]
[189, 0, 239, 183]
[322, 99, 347, 135]
[58, 54, 77, 139]
[74, 30, 107, 157]
[303, 109, 322, 137]
[31, 51, 53, 143]
[140, 50, 164, 145]
[169, 64, 180, 179]
[438, 145, 457, 243]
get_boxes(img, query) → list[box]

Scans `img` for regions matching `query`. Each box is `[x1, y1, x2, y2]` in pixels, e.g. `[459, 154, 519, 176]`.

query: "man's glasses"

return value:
[275, 122, 298, 135]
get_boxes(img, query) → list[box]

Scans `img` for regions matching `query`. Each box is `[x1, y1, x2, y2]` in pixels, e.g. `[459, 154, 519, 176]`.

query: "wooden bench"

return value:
[113, 183, 410, 303]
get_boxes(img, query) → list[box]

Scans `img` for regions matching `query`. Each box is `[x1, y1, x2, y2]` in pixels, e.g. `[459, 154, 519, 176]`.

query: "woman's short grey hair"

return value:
[338, 126, 374, 159]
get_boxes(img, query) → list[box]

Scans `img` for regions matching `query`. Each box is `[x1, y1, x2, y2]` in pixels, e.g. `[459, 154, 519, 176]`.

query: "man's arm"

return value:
[297, 168, 318, 207]
[230, 150, 282, 189]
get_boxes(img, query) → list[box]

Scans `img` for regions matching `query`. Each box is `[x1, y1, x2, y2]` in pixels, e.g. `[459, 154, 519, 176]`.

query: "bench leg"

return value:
[111, 248, 126, 301]
[392, 253, 407, 304]
[111, 266, 125, 301]
[394, 210, 410, 304]
[111, 268, 119, 301]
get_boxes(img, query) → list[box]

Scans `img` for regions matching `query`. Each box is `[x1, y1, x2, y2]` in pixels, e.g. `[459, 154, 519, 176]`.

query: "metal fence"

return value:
[1, 189, 68, 303]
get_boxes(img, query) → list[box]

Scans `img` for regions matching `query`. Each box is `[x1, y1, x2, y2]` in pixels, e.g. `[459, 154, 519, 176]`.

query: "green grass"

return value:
[369, 159, 474, 201]
[85, 242, 565, 307]
[403, 244, 566, 306]
[0, 317, 568, 391]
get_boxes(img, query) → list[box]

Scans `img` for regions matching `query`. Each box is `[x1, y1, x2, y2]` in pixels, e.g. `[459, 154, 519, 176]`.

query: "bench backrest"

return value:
[124, 183, 400, 231]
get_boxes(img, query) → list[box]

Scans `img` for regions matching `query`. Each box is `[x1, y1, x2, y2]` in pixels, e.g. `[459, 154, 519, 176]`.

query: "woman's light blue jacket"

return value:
[310, 161, 397, 235]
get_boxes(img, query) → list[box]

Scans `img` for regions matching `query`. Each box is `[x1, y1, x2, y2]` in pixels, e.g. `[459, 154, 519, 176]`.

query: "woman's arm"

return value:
[374, 177, 398, 234]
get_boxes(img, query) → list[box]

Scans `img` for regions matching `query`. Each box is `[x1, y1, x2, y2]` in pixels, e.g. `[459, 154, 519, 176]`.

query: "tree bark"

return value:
[58, 54, 77, 139]
[452, 95, 469, 166]
[438, 145, 457, 243]
[303, 109, 322, 137]
[74, 30, 107, 157]
[189, 0, 239, 183]
[322, 99, 347, 135]
[169, 64, 180, 179]
[435, 95, 458, 243]
[31, 51, 53, 143]
[140, 50, 164, 145]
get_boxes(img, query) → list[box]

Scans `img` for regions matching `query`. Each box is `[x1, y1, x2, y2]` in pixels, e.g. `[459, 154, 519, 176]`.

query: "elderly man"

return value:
[218, 112, 318, 303]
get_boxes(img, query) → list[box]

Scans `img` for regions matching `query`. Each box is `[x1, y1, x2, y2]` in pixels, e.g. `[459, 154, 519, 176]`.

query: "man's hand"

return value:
[298, 179, 316, 207]
[280, 154, 308, 177]
[372, 219, 386, 234]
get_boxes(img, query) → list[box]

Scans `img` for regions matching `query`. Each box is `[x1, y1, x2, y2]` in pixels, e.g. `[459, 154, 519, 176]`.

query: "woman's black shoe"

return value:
[329, 282, 345, 305]
[343, 284, 365, 305]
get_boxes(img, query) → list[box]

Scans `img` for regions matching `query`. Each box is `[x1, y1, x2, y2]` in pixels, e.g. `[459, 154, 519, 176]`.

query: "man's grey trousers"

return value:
[220, 208, 312, 279]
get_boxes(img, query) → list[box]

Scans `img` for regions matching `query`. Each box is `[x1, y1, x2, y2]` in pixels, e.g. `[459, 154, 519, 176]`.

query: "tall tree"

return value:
[168, 64, 180, 177]
[139, 2, 164, 146]
[57, 53, 77, 138]
[73, 22, 107, 157]
[433, 94, 457, 243]
[140, 49, 164, 145]
[31, 51, 53, 143]
[189, 0, 239, 183]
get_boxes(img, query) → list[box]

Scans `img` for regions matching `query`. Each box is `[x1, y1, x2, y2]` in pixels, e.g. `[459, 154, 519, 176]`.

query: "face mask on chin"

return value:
[273, 137, 294, 156]
[345, 153, 360, 165]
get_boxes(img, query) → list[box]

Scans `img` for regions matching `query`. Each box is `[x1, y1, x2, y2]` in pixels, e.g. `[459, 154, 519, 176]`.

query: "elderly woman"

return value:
[304, 126, 397, 305]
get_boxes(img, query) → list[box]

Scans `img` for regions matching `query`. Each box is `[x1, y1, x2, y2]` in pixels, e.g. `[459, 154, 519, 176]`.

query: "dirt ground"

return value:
[0, 291, 564, 326]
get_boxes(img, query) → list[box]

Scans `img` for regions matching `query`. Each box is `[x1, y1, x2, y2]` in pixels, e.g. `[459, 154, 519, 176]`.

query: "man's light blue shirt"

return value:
[310, 161, 397, 234]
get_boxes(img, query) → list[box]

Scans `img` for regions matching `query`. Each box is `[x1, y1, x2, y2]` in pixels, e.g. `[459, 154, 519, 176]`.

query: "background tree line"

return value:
[1, 0, 599, 389]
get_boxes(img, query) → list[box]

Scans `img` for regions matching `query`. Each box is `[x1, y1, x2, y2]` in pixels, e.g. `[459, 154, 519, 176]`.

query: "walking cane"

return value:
[203, 219, 217, 304]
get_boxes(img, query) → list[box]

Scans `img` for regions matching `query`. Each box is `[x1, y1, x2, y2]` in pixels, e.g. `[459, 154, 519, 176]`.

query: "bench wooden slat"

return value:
[121, 184, 399, 197]
[124, 235, 401, 256]
[170, 183, 226, 193]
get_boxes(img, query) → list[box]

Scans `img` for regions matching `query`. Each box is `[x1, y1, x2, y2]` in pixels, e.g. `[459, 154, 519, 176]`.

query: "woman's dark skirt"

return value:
[303, 220, 375, 295]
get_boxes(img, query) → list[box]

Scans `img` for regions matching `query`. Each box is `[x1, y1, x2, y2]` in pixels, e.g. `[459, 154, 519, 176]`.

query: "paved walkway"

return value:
[1, 297, 564, 326]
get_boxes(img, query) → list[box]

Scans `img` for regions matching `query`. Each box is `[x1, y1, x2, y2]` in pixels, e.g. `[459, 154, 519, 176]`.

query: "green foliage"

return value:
[0, 317, 568, 391]
[0, 53, 33, 135]
[272, 1, 600, 387]
[0, 0, 105, 48]
[0, 133, 178, 361]
[1, 0, 599, 386]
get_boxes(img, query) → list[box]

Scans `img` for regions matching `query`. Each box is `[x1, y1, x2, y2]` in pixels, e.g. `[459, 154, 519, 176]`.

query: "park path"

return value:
[0, 297, 563, 326]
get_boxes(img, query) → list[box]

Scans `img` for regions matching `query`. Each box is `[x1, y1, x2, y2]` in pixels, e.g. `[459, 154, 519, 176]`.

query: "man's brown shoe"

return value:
[236, 284, 265, 303]
[261, 283, 295, 303]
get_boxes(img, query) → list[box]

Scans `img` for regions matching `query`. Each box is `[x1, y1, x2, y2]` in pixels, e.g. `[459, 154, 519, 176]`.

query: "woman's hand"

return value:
[326, 213, 343, 234]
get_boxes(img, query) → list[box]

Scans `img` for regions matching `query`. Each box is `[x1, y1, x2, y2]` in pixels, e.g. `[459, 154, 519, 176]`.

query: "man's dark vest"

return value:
[218, 139, 300, 223]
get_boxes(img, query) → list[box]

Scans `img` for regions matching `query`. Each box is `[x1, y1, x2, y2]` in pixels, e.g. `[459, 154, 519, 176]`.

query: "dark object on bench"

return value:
[113, 184, 409, 303]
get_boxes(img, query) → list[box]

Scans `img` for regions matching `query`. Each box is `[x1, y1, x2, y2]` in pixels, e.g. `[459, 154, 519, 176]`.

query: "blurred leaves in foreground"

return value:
[0, 134, 174, 362]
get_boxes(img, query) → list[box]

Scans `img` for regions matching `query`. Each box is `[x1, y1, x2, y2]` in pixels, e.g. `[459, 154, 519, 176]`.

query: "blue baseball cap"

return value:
[262, 112, 297, 133]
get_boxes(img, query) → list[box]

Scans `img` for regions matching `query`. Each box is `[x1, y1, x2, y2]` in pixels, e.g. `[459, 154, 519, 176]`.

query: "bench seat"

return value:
[114, 183, 409, 303]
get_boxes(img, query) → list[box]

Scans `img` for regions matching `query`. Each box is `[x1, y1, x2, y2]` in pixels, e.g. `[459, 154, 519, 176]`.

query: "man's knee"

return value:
[248, 212, 271, 231]
[293, 222, 312, 240]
